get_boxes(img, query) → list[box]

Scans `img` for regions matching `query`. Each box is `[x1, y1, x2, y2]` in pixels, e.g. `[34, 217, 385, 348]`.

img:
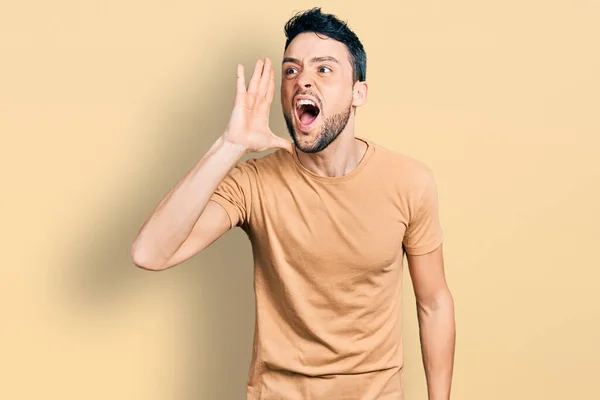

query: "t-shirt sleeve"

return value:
[402, 171, 444, 255]
[209, 161, 253, 230]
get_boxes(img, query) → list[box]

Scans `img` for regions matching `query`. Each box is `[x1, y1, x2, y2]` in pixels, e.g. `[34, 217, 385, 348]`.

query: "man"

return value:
[131, 7, 455, 400]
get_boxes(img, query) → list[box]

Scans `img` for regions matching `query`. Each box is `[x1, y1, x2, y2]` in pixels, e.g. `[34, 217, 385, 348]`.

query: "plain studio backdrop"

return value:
[1, 1, 598, 399]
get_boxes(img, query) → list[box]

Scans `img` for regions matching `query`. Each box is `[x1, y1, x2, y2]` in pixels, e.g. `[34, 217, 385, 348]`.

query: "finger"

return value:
[234, 64, 246, 106]
[247, 59, 264, 94]
[265, 67, 275, 103]
[262, 68, 275, 115]
[257, 58, 272, 97]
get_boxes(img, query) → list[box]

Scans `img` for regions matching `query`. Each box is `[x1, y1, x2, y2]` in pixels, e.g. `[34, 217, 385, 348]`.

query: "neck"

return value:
[295, 127, 368, 178]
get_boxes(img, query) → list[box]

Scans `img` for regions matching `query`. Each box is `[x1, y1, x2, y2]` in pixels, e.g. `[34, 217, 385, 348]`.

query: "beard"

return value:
[283, 100, 352, 154]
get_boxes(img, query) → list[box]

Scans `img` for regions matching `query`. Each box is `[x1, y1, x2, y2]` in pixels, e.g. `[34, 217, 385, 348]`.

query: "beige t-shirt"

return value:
[209, 136, 443, 400]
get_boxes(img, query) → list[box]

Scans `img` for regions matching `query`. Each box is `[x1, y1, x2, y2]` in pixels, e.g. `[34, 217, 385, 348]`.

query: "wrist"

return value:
[214, 134, 248, 158]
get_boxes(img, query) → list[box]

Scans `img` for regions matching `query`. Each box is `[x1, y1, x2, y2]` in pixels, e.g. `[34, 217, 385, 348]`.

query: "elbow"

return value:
[130, 244, 167, 271]
[417, 290, 454, 316]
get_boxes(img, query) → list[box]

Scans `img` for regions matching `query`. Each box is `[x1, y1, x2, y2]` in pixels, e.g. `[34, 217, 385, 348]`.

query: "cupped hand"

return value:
[222, 58, 293, 155]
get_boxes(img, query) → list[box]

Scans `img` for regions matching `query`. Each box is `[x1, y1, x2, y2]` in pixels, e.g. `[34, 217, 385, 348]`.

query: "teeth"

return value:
[296, 99, 316, 108]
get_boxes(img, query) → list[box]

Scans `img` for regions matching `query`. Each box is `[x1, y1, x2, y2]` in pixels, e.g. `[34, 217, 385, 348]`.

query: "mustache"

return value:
[292, 90, 322, 109]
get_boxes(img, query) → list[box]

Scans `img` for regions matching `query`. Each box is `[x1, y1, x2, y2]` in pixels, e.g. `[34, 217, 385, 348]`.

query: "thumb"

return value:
[270, 135, 293, 155]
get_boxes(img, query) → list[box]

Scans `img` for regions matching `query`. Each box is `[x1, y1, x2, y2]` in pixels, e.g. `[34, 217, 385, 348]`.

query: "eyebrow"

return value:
[282, 56, 340, 65]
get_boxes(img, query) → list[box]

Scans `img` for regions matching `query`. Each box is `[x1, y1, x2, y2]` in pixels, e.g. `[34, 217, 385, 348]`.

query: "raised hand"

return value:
[222, 58, 293, 155]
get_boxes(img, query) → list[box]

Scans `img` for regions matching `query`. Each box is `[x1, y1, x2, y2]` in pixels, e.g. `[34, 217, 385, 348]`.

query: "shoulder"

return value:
[233, 147, 295, 179]
[368, 139, 436, 188]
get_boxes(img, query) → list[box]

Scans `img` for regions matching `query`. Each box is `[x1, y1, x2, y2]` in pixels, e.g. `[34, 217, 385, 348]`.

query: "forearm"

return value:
[417, 291, 456, 400]
[130, 135, 246, 269]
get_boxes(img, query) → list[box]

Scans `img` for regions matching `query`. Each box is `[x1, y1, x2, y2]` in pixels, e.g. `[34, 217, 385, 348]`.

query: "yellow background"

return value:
[1, 1, 598, 399]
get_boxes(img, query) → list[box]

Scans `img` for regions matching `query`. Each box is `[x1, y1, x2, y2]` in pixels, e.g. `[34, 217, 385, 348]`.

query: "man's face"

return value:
[281, 32, 359, 153]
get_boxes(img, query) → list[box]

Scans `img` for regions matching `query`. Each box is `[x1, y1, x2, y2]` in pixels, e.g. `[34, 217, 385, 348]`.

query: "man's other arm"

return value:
[407, 244, 456, 400]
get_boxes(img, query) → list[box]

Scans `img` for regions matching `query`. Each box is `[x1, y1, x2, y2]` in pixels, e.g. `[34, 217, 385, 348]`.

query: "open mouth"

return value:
[295, 98, 321, 130]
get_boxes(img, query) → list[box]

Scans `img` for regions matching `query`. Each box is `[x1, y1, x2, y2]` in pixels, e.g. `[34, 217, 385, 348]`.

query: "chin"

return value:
[294, 128, 341, 154]
[293, 130, 323, 153]
[283, 109, 347, 154]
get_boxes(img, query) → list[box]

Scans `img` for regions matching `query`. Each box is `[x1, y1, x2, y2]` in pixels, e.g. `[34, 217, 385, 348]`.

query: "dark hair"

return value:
[284, 8, 366, 83]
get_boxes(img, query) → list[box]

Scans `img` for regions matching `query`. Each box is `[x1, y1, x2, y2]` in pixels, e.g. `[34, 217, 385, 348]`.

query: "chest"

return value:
[252, 182, 408, 276]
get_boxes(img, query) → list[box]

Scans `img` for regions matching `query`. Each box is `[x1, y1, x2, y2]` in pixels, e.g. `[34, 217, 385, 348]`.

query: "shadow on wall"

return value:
[59, 34, 289, 400]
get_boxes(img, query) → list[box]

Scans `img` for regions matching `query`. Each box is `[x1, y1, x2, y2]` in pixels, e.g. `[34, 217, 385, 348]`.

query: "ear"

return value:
[351, 81, 368, 107]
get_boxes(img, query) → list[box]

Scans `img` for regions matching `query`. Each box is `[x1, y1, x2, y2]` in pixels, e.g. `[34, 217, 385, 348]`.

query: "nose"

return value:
[295, 70, 313, 90]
